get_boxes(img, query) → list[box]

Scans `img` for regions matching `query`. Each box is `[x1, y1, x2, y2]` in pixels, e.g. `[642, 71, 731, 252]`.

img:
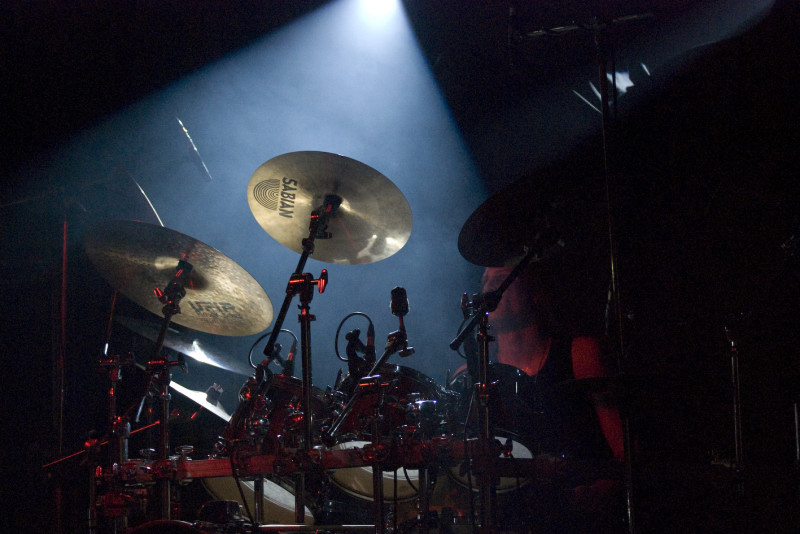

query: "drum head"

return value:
[202, 476, 314, 525]
[446, 431, 534, 493]
[328, 440, 420, 501]
[127, 520, 201, 533]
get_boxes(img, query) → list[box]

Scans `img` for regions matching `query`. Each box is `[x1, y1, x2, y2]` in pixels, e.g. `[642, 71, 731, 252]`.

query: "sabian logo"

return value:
[253, 177, 298, 219]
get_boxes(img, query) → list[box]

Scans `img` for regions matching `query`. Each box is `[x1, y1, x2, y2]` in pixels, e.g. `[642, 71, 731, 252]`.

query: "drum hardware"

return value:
[83, 220, 275, 528]
[147, 256, 194, 522]
[326, 287, 415, 442]
[449, 246, 541, 530]
[243, 152, 411, 531]
[249, 190, 338, 522]
[723, 326, 744, 471]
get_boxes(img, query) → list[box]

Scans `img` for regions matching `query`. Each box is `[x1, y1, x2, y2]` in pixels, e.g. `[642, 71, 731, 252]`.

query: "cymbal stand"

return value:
[723, 326, 744, 470]
[93, 351, 134, 533]
[370, 395, 386, 534]
[449, 247, 535, 532]
[151, 258, 193, 520]
[258, 194, 341, 525]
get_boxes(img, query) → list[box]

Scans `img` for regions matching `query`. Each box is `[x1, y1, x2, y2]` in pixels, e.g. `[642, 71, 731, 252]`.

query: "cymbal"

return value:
[457, 172, 585, 267]
[115, 316, 253, 376]
[247, 151, 412, 264]
[170, 381, 231, 422]
[85, 220, 273, 336]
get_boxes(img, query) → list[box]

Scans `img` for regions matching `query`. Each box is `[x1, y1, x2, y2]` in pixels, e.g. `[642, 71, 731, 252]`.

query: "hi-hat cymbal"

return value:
[247, 151, 412, 264]
[86, 220, 273, 336]
[116, 316, 253, 376]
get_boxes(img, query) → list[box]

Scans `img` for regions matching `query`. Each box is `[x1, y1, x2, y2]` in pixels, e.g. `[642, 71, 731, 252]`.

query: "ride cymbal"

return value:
[247, 151, 412, 264]
[86, 220, 273, 336]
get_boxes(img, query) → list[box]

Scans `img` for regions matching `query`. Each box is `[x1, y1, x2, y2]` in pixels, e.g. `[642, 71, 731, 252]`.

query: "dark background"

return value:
[3, 1, 800, 532]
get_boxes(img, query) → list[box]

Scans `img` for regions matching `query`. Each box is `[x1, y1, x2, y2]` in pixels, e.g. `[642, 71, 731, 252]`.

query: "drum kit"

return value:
[52, 151, 621, 534]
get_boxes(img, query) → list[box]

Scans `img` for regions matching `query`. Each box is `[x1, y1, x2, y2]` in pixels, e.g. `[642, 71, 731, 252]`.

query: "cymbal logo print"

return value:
[252, 177, 299, 219]
[252, 178, 281, 211]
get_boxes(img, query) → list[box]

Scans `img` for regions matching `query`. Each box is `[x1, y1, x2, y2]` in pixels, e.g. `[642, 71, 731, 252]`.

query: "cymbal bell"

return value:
[247, 151, 412, 264]
[86, 220, 273, 336]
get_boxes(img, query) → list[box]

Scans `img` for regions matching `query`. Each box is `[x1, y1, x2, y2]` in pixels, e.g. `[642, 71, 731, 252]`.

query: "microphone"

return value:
[282, 338, 297, 376]
[390, 287, 409, 319]
[271, 342, 285, 367]
[365, 322, 376, 364]
[345, 329, 367, 378]
[390, 287, 414, 357]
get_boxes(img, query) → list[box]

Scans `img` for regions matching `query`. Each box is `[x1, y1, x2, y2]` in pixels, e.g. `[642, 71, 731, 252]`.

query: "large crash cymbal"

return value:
[86, 220, 273, 336]
[247, 151, 412, 264]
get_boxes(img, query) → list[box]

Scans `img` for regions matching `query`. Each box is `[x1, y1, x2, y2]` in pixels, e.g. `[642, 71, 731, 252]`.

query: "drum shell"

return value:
[333, 364, 444, 439]
[449, 363, 539, 441]
[446, 363, 540, 492]
[224, 374, 326, 452]
[262, 374, 325, 446]
[327, 364, 446, 502]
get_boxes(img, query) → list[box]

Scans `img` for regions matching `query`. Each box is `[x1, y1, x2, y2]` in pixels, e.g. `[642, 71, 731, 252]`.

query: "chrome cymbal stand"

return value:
[257, 194, 341, 525]
[151, 258, 193, 520]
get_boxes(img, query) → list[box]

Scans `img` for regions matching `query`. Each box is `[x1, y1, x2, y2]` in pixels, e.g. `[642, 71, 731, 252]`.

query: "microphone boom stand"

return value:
[450, 247, 536, 532]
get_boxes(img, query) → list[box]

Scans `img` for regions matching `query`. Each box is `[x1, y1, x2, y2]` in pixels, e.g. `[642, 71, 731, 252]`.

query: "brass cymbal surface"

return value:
[86, 220, 273, 336]
[247, 151, 412, 264]
[115, 315, 253, 376]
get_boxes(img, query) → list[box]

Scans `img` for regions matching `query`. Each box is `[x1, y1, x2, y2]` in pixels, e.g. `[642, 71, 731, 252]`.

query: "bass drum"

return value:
[446, 363, 538, 493]
[202, 476, 314, 525]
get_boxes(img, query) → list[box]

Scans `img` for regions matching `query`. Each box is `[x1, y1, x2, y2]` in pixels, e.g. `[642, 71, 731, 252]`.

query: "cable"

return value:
[333, 312, 373, 362]
[248, 328, 298, 369]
